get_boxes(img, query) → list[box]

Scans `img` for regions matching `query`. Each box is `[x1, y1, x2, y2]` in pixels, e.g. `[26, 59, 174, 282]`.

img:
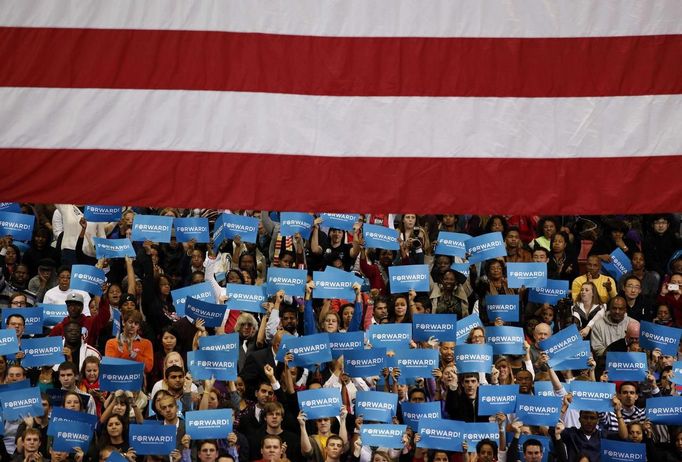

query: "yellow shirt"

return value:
[571, 274, 617, 304]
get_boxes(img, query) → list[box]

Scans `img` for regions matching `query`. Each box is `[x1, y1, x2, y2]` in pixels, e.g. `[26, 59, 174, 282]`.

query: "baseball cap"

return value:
[121, 294, 137, 304]
[65, 293, 84, 305]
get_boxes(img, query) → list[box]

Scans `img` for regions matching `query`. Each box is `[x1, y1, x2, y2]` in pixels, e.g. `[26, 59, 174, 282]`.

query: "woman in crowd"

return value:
[548, 231, 579, 282]
[571, 282, 606, 338]
[387, 293, 412, 324]
[532, 217, 558, 251]
[431, 268, 472, 318]
[151, 326, 181, 384]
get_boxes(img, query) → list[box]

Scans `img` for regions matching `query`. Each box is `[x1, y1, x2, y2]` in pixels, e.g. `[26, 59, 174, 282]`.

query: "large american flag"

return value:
[0, 1, 681, 214]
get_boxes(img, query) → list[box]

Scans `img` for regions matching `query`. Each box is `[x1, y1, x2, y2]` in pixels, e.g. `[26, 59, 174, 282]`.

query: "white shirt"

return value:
[43, 287, 91, 316]
[55, 204, 107, 256]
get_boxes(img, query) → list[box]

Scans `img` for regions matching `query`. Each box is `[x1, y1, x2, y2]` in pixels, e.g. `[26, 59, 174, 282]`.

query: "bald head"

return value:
[272, 330, 291, 353]
[625, 319, 640, 346]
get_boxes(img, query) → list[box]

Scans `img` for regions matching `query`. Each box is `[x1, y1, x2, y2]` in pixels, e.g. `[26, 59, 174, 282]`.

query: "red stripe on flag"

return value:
[0, 148, 679, 215]
[1, 28, 681, 97]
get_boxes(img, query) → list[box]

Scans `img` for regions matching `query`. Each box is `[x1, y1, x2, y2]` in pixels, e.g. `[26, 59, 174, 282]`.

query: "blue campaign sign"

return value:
[516, 395, 562, 426]
[298, 388, 342, 419]
[173, 217, 210, 243]
[280, 212, 314, 239]
[434, 232, 471, 258]
[0, 329, 18, 356]
[401, 402, 441, 430]
[83, 205, 123, 223]
[355, 391, 398, 423]
[0, 379, 31, 393]
[465, 232, 506, 264]
[392, 349, 439, 378]
[368, 324, 412, 349]
[3, 307, 44, 335]
[417, 419, 464, 451]
[112, 309, 121, 337]
[100, 359, 144, 392]
[455, 344, 493, 373]
[456, 313, 483, 342]
[550, 341, 590, 370]
[485, 326, 525, 355]
[129, 424, 176, 455]
[603, 248, 633, 281]
[187, 350, 237, 381]
[672, 361, 682, 385]
[606, 352, 648, 381]
[0, 211, 35, 240]
[388, 264, 430, 293]
[344, 348, 386, 377]
[320, 213, 359, 232]
[361, 425, 406, 449]
[485, 295, 520, 323]
[450, 262, 470, 279]
[185, 409, 233, 439]
[48, 407, 97, 436]
[329, 331, 364, 359]
[533, 381, 557, 398]
[130, 215, 173, 243]
[70, 264, 106, 296]
[646, 396, 682, 425]
[185, 297, 226, 328]
[52, 420, 93, 452]
[93, 237, 136, 259]
[226, 284, 267, 314]
[266, 267, 307, 297]
[570, 381, 615, 413]
[528, 279, 570, 304]
[462, 422, 499, 453]
[106, 452, 128, 462]
[478, 385, 519, 415]
[21, 336, 63, 368]
[313, 270, 356, 300]
[601, 439, 646, 462]
[83, 205, 123, 222]
[198, 333, 239, 354]
[0, 386, 42, 420]
[507, 262, 547, 289]
[363, 223, 399, 251]
[412, 314, 457, 342]
[539, 324, 581, 364]
[0, 203, 21, 213]
[277, 333, 332, 367]
[214, 213, 259, 244]
[171, 281, 215, 317]
[640, 320, 682, 356]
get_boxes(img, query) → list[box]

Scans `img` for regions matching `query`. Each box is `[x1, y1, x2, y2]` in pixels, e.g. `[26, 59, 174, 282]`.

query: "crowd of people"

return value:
[1, 205, 682, 462]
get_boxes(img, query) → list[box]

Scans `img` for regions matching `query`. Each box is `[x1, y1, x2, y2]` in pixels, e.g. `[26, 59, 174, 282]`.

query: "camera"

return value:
[410, 228, 423, 249]
[669, 283, 680, 291]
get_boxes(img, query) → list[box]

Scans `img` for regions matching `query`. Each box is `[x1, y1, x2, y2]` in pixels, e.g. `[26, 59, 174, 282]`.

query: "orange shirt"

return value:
[105, 336, 154, 373]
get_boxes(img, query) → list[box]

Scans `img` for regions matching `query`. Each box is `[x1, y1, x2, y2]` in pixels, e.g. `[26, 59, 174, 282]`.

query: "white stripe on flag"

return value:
[1, 0, 681, 37]
[1, 87, 681, 159]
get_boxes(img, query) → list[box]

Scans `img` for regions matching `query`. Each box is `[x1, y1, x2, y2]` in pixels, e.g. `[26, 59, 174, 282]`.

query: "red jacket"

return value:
[49, 297, 111, 346]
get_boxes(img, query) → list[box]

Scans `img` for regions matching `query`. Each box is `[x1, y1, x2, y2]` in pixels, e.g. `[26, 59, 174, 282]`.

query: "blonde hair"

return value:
[235, 313, 258, 332]
[163, 351, 184, 371]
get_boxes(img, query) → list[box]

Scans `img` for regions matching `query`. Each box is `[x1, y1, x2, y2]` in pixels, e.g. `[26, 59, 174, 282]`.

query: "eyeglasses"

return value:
[625, 284, 641, 289]
[10, 301, 27, 307]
